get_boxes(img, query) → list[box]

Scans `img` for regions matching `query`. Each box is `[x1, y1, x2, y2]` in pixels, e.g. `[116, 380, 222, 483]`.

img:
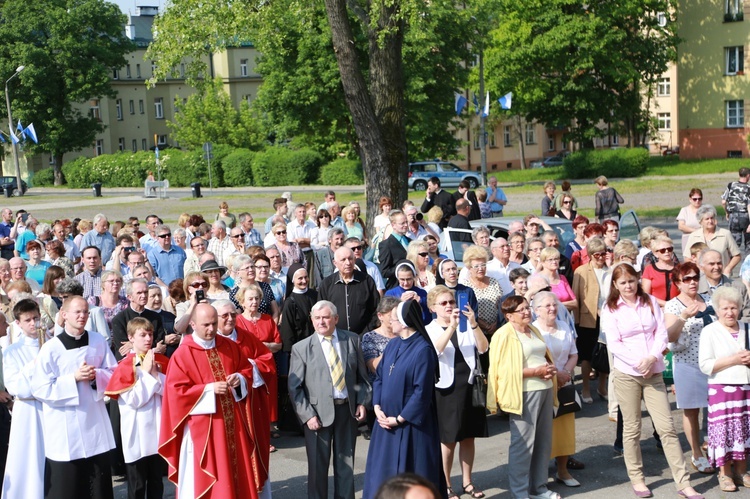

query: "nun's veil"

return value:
[397, 299, 440, 381]
[285, 262, 307, 298]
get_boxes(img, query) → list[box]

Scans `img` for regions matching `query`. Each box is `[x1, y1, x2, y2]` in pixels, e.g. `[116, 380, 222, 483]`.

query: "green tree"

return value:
[146, 0, 474, 229]
[169, 77, 264, 150]
[482, 0, 678, 147]
[0, 0, 133, 185]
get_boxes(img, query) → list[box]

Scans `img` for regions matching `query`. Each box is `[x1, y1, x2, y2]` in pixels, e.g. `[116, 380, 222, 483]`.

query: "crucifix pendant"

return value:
[389, 363, 395, 376]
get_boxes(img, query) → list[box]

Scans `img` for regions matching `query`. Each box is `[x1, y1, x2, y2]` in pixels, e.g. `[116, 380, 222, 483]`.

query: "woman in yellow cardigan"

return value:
[487, 295, 560, 499]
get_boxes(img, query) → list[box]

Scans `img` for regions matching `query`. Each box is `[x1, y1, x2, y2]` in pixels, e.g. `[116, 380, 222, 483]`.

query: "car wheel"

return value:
[467, 177, 479, 189]
[413, 180, 427, 191]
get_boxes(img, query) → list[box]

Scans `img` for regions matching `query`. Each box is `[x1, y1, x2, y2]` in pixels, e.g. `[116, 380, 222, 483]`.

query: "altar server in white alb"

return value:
[105, 317, 169, 499]
[31, 296, 118, 499]
[2, 299, 45, 499]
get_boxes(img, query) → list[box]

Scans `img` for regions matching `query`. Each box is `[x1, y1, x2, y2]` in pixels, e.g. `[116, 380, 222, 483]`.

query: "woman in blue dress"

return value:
[363, 299, 446, 499]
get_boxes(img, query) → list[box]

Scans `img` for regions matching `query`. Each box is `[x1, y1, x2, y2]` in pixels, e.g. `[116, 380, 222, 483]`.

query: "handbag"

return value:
[471, 352, 487, 408]
[591, 342, 610, 374]
[553, 382, 582, 418]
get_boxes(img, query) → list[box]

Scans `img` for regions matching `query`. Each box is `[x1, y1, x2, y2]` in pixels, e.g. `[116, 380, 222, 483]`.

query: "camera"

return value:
[416, 212, 424, 221]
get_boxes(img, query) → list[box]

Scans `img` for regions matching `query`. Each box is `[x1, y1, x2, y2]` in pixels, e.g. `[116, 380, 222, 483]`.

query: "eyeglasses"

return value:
[123, 246, 135, 252]
[275, 230, 286, 235]
[592, 252, 606, 259]
[132, 223, 140, 227]
[562, 201, 572, 205]
[691, 197, 702, 201]
[318, 214, 330, 218]
[105, 279, 122, 285]
[512, 307, 531, 314]
[349, 245, 362, 251]
[680, 275, 700, 283]
[157, 233, 171, 239]
[471, 263, 487, 269]
[190, 282, 207, 288]
[239, 266, 254, 273]
[437, 300, 456, 306]
[255, 265, 270, 270]
[231, 234, 245, 239]
[418, 252, 429, 257]
[655, 247, 674, 254]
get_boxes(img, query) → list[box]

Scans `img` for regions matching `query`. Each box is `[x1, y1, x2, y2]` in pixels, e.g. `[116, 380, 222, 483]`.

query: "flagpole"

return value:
[478, 45, 487, 187]
[4, 65, 24, 197]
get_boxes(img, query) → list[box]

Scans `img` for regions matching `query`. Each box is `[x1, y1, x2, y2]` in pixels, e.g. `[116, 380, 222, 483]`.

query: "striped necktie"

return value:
[323, 336, 346, 392]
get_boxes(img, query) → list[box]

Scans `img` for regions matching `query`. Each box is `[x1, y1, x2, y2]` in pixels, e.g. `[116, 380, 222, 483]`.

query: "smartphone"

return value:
[20, 213, 28, 223]
[457, 290, 468, 332]
[195, 289, 206, 302]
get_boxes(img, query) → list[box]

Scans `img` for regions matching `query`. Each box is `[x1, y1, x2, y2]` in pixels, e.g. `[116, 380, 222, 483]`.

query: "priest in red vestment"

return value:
[214, 299, 275, 498]
[159, 303, 263, 499]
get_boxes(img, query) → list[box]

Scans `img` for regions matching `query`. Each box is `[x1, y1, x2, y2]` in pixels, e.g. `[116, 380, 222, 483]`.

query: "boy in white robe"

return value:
[2, 299, 44, 499]
[31, 296, 117, 499]
[105, 317, 168, 499]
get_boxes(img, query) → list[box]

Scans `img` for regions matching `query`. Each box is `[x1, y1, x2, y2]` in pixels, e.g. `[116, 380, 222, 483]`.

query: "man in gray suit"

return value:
[288, 300, 371, 499]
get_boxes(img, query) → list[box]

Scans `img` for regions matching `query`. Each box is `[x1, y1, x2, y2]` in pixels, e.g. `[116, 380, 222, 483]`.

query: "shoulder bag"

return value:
[554, 382, 582, 418]
[471, 351, 487, 408]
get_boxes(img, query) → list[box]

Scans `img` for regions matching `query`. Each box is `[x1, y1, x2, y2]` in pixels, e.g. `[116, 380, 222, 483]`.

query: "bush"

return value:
[318, 159, 363, 185]
[563, 148, 650, 179]
[251, 147, 324, 186]
[222, 149, 256, 187]
[31, 167, 59, 187]
[61, 152, 157, 188]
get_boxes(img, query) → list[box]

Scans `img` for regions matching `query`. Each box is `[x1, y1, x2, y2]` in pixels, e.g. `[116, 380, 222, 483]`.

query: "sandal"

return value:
[719, 473, 738, 492]
[447, 487, 459, 499]
[690, 456, 715, 474]
[463, 482, 485, 498]
[733, 473, 750, 488]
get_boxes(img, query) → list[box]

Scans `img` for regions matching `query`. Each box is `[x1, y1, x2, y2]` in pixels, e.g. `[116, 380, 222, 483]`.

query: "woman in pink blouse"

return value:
[538, 247, 577, 312]
[601, 263, 703, 499]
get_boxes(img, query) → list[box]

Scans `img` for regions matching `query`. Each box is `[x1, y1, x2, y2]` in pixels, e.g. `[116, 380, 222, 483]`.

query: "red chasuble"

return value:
[232, 329, 276, 483]
[235, 314, 280, 421]
[105, 352, 170, 399]
[158, 334, 264, 499]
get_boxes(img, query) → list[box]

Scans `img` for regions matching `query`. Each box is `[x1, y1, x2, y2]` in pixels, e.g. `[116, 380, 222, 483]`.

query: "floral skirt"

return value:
[707, 384, 750, 467]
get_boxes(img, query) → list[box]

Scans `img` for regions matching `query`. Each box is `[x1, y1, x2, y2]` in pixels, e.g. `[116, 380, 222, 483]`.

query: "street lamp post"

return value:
[5, 65, 25, 197]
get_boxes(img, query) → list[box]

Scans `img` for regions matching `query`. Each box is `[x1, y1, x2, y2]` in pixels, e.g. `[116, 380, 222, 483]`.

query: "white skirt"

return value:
[673, 361, 709, 409]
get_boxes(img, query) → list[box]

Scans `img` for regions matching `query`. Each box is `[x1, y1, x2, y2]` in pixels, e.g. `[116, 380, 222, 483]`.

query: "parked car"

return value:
[439, 211, 641, 267]
[530, 151, 570, 169]
[0, 176, 28, 196]
[408, 161, 482, 191]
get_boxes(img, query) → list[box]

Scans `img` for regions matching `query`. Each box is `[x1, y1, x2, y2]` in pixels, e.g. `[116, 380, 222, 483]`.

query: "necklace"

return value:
[389, 331, 414, 376]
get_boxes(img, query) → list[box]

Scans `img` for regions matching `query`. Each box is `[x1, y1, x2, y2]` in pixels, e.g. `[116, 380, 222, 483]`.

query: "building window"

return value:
[240, 59, 248, 77]
[136, 64, 141, 78]
[548, 136, 555, 151]
[126, 64, 131, 78]
[116, 99, 123, 120]
[157, 134, 167, 146]
[139, 100, 144, 114]
[142, 138, 147, 150]
[727, 100, 745, 127]
[90, 100, 101, 121]
[611, 134, 619, 145]
[151, 61, 157, 76]
[725, 0, 743, 20]
[113, 69, 119, 80]
[118, 138, 125, 151]
[726, 46, 745, 75]
[129, 100, 135, 114]
[489, 129, 497, 147]
[657, 77, 671, 96]
[562, 140, 568, 150]
[657, 112, 671, 130]
[154, 98, 164, 119]
[132, 139, 137, 152]
[504, 126, 512, 147]
[95, 139, 104, 156]
[525, 124, 536, 144]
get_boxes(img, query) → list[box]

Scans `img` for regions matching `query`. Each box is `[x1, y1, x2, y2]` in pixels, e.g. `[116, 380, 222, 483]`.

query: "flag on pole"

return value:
[455, 93, 468, 116]
[482, 92, 490, 117]
[473, 93, 480, 115]
[23, 123, 38, 144]
[9, 132, 18, 145]
[498, 92, 513, 110]
[16, 121, 23, 134]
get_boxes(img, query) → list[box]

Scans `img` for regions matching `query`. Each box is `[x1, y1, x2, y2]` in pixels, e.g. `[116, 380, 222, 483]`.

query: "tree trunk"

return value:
[322, 0, 407, 238]
[54, 153, 64, 186]
[514, 116, 526, 169]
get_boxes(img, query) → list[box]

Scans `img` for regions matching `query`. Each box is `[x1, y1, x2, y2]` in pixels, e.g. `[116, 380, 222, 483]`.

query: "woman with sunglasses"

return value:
[677, 189, 703, 252]
[173, 271, 210, 334]
[642, 236, 680, 307]
[460, 246, 503, 342]
[664, 262, 715, 475]
[270, 223, 304, 270]
[602, 263, 703, 499]
[407, 240, 435, 291]
[310, 209, 332, 250]
[426, 285, 488, 498]
[572, 237, 611, 403]
[229, 255, 279, 322]
[555, 193, 577, 221]
[384, 262, 432, 325]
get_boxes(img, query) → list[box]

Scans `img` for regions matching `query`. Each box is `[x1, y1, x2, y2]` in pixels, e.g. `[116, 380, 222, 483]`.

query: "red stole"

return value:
[105, 352, 170, 399]
[158, 335, 263, 499]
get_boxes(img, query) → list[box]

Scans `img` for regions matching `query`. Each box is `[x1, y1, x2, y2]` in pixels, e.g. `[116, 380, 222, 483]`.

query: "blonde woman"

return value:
[407, 240, 436, 291]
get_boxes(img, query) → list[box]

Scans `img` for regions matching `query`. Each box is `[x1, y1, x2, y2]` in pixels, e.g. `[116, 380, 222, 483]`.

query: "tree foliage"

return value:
[0, 0, 133, 185]
[481, 0, 678, 147]
[169, 77, 265, 150]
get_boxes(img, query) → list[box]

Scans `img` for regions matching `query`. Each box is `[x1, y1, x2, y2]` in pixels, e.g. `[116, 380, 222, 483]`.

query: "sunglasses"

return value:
[123, 246, 135, 253]
[592, 252, 606, 258]
[691, 197, 702, 201]
[562, 201, 572, 205]
[418, 252, 429, 257]
[190, 282, 207, 288]
[318, 214, 330, 218]
[349, 245, 362, 251]
[157, 233, 171, 239]
[680, 275, 700, 283]
[231, 234, 245, 239]
[276, 230, 287, 235]
[655, 247, 674, 254]
[132, 223, 140, 227]
[437, 300, 456, 306]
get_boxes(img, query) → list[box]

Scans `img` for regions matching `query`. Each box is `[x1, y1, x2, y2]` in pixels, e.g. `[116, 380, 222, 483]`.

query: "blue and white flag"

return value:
[16, 121, 23, 135]
[455, 93, 467, 116]
[23, 123, 38, 144]
[482, 92, 490, 117]
[473, 93, 480, 115]
[9, 132, 18, 145]
[498, 92, 513, 110]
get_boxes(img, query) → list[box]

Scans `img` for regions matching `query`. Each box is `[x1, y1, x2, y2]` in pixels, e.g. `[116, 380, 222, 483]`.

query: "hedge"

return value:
[318, 159, 363, 185]
[30, 167, 58, 187]
[251, 147, 324, 187]
[563, 148, 650, 179]
[222, 149, 255, 187]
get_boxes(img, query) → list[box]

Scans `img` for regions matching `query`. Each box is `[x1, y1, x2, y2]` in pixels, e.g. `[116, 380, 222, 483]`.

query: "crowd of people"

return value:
[0, 170, 748, 499]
